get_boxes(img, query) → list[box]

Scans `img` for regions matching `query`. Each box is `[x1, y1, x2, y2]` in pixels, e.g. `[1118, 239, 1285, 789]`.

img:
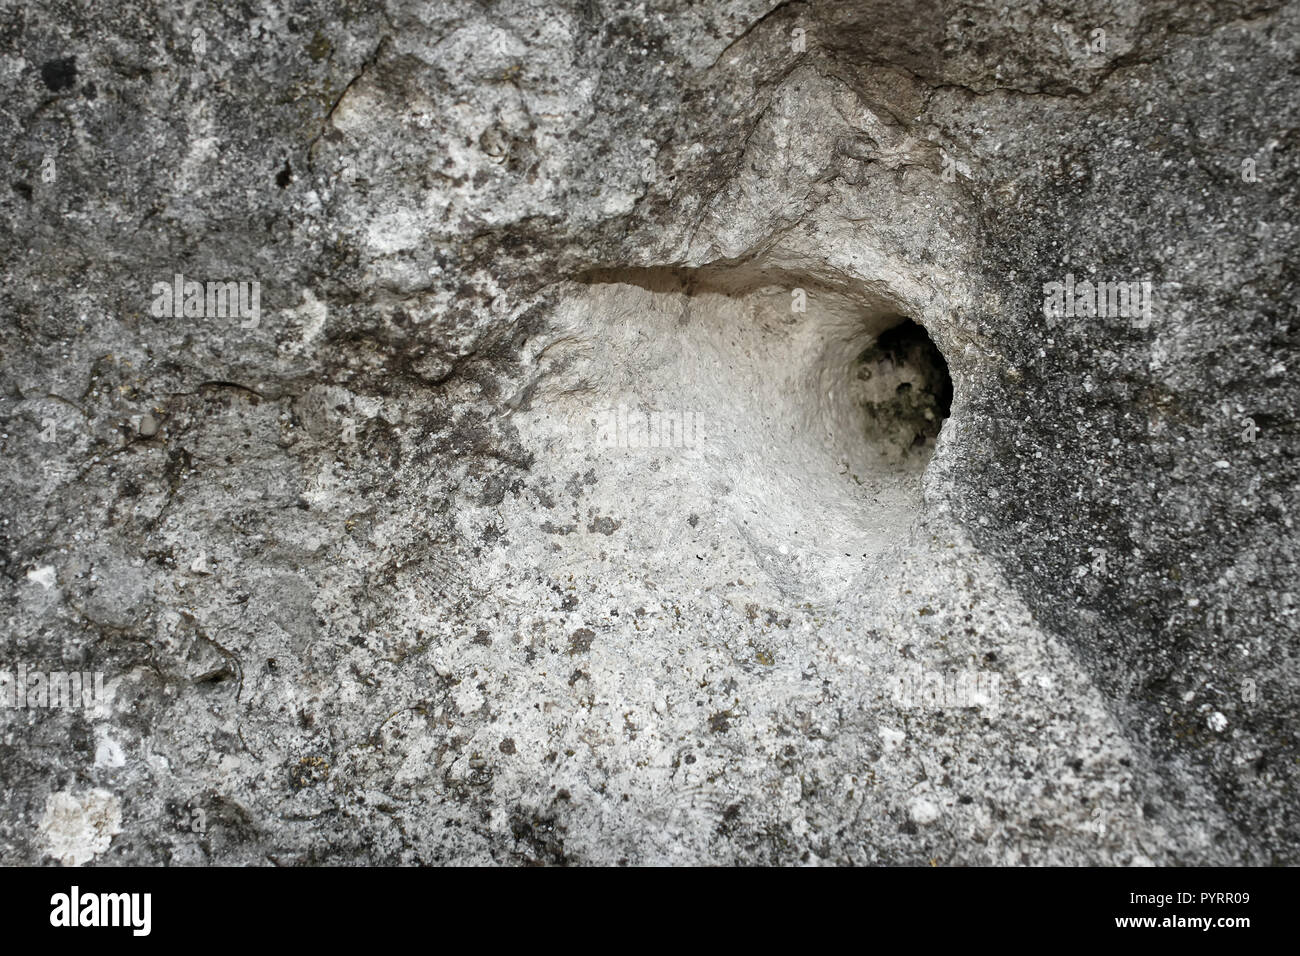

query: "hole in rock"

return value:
[521, 267, 958, 594]
[853, 318, 952, 461]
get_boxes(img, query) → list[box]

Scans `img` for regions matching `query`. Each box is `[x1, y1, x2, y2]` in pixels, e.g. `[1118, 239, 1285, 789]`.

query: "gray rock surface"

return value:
[0, 0, 1295, 864]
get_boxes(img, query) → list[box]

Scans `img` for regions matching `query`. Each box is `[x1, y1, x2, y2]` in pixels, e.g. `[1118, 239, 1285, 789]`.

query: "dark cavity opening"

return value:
[855, 318, 952, 456]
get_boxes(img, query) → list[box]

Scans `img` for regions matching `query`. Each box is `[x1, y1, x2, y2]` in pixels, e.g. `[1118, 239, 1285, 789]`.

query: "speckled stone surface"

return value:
[1, 0, 1296, 864]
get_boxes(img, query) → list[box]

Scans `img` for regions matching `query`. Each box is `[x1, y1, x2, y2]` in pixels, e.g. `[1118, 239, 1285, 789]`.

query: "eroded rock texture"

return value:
[1, 0, 1296, 864]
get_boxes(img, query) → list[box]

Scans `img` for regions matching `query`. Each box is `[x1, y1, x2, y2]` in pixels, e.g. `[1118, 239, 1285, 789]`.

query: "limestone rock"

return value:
[0, 0, 1295, 865]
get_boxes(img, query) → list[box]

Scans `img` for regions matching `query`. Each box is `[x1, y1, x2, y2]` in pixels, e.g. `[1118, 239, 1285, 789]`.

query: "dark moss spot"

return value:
[568, 628, 595, 655]
[41, 57, 77, 92]
[306, 31, 332, 61]
[587, 515, 621, 535]
[508, 808, 567, 865]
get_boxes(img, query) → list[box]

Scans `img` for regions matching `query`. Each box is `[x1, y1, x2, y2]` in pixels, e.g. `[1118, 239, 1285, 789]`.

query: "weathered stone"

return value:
[0, 0, 1295, 865]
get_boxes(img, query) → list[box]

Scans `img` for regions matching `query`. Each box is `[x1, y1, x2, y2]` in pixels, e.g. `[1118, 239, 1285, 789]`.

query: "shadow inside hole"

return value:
[855, 318, 952, 458]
